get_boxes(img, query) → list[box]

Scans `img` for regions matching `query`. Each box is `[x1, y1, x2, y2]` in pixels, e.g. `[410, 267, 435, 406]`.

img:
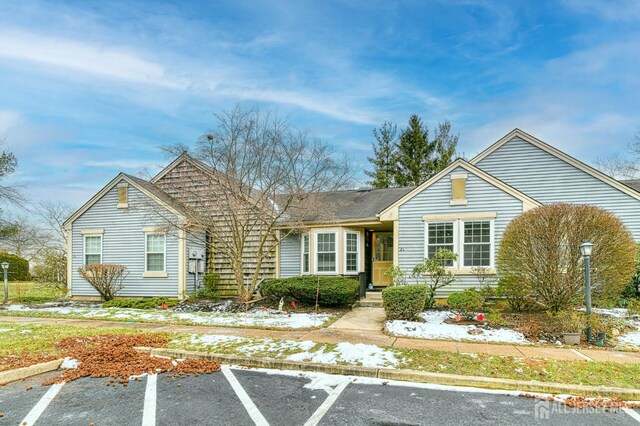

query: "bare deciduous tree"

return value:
[159, 106, 353, 301]
[78, 264, 127, 301]
[0, 215, 52, 262]
[596, 130, 640, 179]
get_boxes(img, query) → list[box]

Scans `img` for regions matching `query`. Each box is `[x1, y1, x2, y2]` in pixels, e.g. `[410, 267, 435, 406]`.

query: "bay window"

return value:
[302, 234, 310, 274]
[315, 231, 337, 273]
[344, 231, 359, 274]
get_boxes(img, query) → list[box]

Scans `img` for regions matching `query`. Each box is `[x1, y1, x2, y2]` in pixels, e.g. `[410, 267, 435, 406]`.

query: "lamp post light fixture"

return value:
[580, 242, 594, 342]
[1, 262, 8, 302]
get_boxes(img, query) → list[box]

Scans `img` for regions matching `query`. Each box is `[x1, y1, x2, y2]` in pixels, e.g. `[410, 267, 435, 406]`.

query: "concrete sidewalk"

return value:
[2, 309, 640, 364]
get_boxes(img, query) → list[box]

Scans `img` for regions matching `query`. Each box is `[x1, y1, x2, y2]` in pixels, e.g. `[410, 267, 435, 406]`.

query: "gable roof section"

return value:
[63, 173, 189, 227]
[620, 179, 640, 193]
[378, 158, 540, 221]
[150, 153, 214, 184]
[470, 128, 640, 202]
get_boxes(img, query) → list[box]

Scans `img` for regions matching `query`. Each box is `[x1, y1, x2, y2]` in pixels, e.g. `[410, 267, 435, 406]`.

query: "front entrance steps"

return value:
[356, 291, 383, 307]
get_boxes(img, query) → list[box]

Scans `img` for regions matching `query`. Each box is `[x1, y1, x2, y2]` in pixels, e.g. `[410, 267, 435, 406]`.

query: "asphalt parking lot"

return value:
[1, 367, 639, 425]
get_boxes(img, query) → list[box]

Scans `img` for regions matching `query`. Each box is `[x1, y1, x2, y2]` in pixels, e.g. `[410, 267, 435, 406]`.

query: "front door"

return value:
[372, 232, 393, 286]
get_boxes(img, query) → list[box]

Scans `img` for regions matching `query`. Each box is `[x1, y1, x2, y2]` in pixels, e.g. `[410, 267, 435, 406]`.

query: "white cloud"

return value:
[0, 30, 189, 89]
[0, 109, 23, 134]
[563, 0, 640, 22]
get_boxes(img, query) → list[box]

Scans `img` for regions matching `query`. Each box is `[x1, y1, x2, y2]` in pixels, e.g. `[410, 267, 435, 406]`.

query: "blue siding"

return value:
[398, 166, 523, 296]
[475, 136, 640, 240]
[71, 181, 180, 297]
[279, 232, 301, 278]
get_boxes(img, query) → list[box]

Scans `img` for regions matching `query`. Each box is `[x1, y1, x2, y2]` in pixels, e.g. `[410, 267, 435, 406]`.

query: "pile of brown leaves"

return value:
[43, 334, 220, 386]
[520, 393, 640, 410]
[1, 354, 58, 372]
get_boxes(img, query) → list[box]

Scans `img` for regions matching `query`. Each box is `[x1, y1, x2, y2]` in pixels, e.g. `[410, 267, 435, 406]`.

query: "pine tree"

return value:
[394, 115, 434, 186]
[365, 122, 398, 188]
[392, 116, 459, 186]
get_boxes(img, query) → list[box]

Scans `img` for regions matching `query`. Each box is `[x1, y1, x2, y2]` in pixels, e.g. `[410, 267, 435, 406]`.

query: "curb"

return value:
[0, 359, 63, 386]
[134, 347, 640, 400]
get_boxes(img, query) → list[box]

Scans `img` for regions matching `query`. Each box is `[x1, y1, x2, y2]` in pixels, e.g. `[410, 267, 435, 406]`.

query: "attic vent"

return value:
[450, 173, 467, 206]
[117, 182, 129, 209]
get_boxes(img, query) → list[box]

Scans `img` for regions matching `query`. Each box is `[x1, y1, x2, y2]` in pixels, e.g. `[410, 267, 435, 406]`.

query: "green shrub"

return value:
[627, 298, 640, 316]
[192, 287, 220, 301]
[0, 253, 30, 281]
[102, 297, 178, 309]
[382, 285, 427, 321]
[260, 276, 359, 307]
[202, 274, 220, 290]
[485, 312, 508, 328]
[447, 289, 484, 319]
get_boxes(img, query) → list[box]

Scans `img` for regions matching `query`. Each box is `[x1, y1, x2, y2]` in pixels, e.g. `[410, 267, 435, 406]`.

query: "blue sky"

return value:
[1, 0, 639, 208]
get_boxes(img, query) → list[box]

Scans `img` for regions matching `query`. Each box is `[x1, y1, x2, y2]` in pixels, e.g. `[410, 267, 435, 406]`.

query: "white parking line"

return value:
[142, 374, 158, 426]
[222, 366, 270, 426]
[21, 382, 65, 425]
[623, 407, 640, 423]
[303, 381, 348, 426]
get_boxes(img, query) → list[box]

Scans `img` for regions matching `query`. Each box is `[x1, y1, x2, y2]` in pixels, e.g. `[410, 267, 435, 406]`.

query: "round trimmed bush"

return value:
[447, 289, 483, 319]
[0, 253, 30, 281]
[382, 285, 427, 321]
[497, 204, 636, 312]
[260, 276, 359, 307]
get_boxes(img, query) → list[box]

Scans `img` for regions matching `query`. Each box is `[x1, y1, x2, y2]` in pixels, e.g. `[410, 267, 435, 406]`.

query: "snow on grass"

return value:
[386, 310, 530, 344]
[578, 307, 640, 348]
[0, 304, 335, 329]
[180, 334, 403, 368]
[61, 357, 80, 369]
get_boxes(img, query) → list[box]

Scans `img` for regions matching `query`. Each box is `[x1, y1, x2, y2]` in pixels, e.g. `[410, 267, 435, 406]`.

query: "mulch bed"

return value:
[43, 334, 221, 386]
[0, 354, 59, 372]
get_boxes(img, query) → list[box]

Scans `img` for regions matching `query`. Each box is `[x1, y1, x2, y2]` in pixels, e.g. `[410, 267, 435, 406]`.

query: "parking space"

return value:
[0, 367, 638, 425]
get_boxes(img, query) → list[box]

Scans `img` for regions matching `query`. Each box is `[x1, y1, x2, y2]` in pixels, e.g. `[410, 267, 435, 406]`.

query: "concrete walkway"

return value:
[3, 309, 640, 364]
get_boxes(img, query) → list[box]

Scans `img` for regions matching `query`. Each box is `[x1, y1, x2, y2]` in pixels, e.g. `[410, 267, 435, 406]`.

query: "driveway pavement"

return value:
[1, 367, 639, 425]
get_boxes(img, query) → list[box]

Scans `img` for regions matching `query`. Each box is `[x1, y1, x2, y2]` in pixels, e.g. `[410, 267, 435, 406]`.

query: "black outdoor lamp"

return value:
[580, 241, 593, 342]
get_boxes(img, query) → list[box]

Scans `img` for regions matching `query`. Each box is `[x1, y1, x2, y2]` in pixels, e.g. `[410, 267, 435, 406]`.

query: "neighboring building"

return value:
[65, 129, 640, 300]
[276, 129, 640, 296]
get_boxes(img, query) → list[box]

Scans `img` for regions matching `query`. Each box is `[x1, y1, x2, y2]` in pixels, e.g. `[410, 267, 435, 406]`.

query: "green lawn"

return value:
[3, 281, 66, 303]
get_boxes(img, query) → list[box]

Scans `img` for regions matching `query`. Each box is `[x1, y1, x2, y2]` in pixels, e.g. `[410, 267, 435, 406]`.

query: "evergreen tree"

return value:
[432, 120, 458, 172]
[394, 115, 434, 186]
[394, 115, 459, 186]
[365, 121, 398, 188]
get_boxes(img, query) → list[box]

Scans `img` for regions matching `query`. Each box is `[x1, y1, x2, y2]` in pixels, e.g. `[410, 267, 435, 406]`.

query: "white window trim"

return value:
[301, 233, 310, 275]
[314, 230, 338, 275]
[459, 219, 495, 269]
[83, 234, 103, 265]
[144, 232, 167, 277]
[343, 231, 360, 275]
[424, 220, 458, 269]
[423, 218, 496, 271]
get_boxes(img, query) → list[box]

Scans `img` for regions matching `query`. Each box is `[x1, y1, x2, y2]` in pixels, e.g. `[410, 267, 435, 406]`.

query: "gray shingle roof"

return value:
[620, 179, 640, 193]
[123, 173, 193, 218]
[302, 186, 416, 222]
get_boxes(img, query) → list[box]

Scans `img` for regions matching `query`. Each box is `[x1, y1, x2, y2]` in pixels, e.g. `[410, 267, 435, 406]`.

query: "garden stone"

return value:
[467, 328, 484, 335]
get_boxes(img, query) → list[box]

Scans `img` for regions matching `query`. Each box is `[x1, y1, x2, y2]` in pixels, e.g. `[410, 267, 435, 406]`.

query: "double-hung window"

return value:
[145, 233, 166, 272]
[315, 231, 337, 273]
[302, 234, 310, 274]
[344, 231, 359, 274]
[425, 222, 455, 266]
[84, 235, 102, 265]
[462, 221, 492, 267]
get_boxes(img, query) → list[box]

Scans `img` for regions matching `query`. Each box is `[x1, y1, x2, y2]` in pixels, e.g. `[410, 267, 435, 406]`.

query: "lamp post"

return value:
[580, 242, 594, 342]
[1, 262, 8, 301]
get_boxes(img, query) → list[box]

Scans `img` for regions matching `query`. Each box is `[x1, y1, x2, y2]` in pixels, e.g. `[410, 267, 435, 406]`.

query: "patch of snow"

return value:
[386, 310, 530, 344]
[61, 357, 80, 369]
[19, 329, 32, 334]
[6, 304, 30, 311]
[0, 328, 12, 333]
[579, 308, 628, 318]
[618, 318, 640, 347]
[180, 334, 401, 369]
[0, 304, 335, 329]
